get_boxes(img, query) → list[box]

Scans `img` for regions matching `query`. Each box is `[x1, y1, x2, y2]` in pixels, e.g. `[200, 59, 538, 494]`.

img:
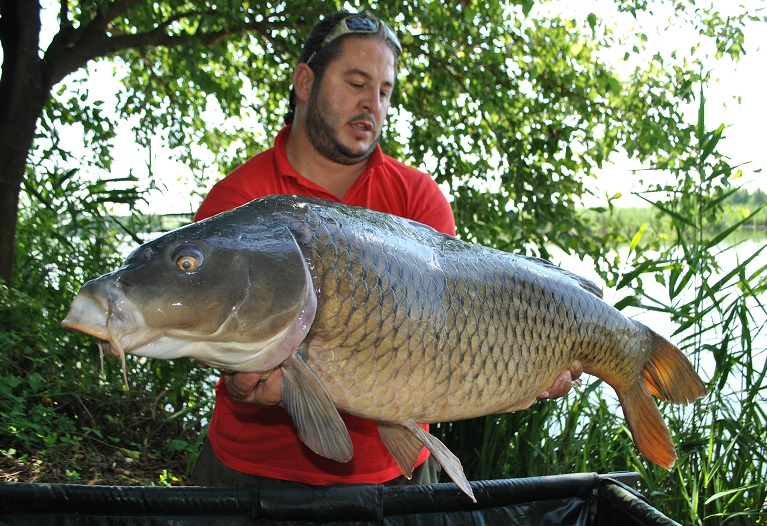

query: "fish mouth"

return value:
[61, 318, 109, 343]
[62, 297, 132, 386]
[63, 321, 131, 387]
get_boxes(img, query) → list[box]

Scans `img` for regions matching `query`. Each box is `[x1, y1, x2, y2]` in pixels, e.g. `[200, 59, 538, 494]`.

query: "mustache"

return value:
[348, 114, 377, 132]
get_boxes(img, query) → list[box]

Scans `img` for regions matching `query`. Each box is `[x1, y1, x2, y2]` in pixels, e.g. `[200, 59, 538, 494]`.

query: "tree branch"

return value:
[43, 4, 289, 88]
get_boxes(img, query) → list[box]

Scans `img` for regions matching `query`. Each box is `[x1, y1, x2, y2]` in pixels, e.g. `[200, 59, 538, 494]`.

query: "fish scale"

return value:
[61, 194, 707, 502]
[302, 211, 612, 419]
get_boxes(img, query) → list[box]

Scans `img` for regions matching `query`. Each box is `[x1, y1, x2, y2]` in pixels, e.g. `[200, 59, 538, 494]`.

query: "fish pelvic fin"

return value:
[643, 331, 707, 404]
[377, 422, 425, 479]
[402, 420, 476, 503]
[281, 350, 353, 463]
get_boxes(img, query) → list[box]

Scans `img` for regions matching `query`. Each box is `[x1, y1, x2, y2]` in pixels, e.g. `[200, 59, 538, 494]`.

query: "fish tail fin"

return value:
[617, 331, 707, 469]
[642, 331, 707, 404]
[617, 383, 677, 469]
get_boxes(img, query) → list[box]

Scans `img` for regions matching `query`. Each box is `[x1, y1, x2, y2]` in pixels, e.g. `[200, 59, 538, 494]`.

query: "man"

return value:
[192, 11, 582, 488]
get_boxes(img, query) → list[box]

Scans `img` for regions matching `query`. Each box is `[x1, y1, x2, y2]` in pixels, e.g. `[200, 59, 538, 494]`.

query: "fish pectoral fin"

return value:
[281, 351, 353, 463]
[377, 423, 425, 479]
[401, 420, 476, 503]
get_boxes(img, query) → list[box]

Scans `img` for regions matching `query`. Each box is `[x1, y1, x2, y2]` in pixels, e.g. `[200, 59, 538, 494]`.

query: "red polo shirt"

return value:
[195, 126, 455, 485]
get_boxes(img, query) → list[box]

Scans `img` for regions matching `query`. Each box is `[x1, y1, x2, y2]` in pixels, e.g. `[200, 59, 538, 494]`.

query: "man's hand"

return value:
[538, 361, 583, 399]
[222, 369, 283, 407]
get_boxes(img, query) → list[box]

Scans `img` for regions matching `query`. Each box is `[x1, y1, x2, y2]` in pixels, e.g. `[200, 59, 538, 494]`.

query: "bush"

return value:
[1, 167, 212, 484]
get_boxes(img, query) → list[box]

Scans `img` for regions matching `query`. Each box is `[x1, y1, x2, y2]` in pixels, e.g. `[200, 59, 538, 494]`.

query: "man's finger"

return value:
[224, 373, 249, 401]
[223, 370, 283, 407]
[537, 369, 572, 399]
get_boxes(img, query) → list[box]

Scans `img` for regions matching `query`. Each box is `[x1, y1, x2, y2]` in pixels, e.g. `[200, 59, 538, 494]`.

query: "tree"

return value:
[0, 0, 311, 285]
[2, 0, 757, 285]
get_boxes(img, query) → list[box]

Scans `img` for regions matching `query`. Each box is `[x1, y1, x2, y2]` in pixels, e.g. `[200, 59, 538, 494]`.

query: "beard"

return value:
[305, 85, 380, 165]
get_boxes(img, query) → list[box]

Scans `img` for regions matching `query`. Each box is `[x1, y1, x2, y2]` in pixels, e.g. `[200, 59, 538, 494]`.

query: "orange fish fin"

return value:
[402, 420, 476, 503]
[281, 351, 353, 463]
[377, 423, 424, 479]
[643, 331, 707, 404]
[617, 383, 677, 469]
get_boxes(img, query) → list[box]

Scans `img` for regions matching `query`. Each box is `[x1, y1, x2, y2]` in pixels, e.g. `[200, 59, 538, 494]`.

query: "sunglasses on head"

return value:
[306, 14, 402, 65]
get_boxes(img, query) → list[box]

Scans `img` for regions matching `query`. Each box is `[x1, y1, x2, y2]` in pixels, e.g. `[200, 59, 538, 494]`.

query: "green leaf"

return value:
[628, 223, 647, 252]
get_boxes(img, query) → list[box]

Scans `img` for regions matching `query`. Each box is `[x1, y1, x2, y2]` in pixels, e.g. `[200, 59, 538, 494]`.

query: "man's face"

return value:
[305, 37, 397, 165]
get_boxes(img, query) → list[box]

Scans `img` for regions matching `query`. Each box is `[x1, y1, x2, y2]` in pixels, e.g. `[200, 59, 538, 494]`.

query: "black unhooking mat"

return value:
[0, 472, 681, 526]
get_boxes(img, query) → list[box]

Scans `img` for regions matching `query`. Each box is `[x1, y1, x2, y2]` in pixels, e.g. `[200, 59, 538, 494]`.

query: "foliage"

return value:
[0, 165, 212, 483]
[12, 0, 730, 266]
[607, 93, 767, 525]
[2, 0, 766, 522]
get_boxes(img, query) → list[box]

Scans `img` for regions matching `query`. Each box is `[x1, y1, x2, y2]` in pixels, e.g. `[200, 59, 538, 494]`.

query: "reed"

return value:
[438, 92, 767, 524]
[616, 93, 767, 525]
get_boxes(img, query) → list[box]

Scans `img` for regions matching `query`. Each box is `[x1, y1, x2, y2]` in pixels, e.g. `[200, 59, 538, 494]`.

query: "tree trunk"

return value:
[0, 171, 23, 287]
[0, 0, 48, 286]
[0, 0, 284, 285]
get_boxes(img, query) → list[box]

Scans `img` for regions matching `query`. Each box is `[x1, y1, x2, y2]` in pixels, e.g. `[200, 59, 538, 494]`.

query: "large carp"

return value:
[62, 194, 706, 501]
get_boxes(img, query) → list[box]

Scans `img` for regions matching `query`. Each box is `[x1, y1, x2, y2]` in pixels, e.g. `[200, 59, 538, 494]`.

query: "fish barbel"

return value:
[61, 194, 706, 501]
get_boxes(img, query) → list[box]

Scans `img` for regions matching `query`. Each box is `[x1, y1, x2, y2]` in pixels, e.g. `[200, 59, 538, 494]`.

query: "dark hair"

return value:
[284, 12, 402, 125]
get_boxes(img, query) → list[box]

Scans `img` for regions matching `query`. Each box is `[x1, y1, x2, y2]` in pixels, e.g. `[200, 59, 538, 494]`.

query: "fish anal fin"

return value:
[281, 351, 353, 463]
[643, 331, 707, 404]
[401, 420, 476, 503]
[618, 383, 677, 469]
[377, 422, 425, 479]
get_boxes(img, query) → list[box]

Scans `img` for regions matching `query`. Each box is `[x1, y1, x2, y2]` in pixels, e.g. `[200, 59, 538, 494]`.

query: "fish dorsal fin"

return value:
[525, 255, 604, 299]
[377, 422, 425, 479]
[281, 350, 353, 463]
[400, 420, 476, 503]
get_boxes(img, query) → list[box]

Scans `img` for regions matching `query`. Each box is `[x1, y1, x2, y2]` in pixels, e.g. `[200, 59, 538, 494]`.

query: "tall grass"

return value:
[438, 95, 767, 524]
[618, 99, 767, 525]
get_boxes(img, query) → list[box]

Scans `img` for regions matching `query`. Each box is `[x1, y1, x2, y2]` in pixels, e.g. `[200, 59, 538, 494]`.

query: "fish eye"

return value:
[172, 246, 204, 273]
[177, 255, 198, 272]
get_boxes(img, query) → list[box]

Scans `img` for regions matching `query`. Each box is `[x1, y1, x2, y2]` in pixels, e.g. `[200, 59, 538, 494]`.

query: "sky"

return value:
[544, 0, 767, 206]
[35, 1, 767, 214]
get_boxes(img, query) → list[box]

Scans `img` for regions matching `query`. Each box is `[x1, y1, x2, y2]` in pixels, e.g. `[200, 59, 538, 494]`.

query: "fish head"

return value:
[61, 210, 317, 375]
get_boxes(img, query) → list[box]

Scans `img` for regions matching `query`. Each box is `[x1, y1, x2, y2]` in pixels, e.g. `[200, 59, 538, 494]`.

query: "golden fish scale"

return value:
[294, 212, 648, 424]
